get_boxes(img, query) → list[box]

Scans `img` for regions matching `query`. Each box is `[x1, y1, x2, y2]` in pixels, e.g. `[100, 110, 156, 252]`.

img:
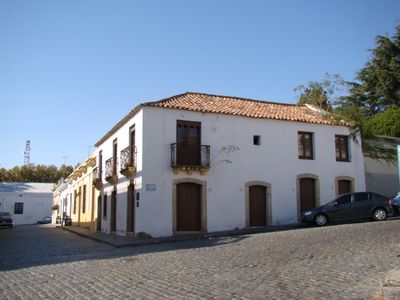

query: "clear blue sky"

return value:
[0, 0, 399, 169]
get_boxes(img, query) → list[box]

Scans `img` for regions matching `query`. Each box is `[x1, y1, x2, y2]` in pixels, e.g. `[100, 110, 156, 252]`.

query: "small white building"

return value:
[0, 182, 54, 225]
[92, 92, 366, 237]
[364, 136, 400, 196]
[52, 178, 73, 224]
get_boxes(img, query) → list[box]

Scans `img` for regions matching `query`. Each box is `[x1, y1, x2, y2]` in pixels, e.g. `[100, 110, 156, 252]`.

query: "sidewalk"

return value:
[380, 268, 400, 300]
[60, 223, 306, 248]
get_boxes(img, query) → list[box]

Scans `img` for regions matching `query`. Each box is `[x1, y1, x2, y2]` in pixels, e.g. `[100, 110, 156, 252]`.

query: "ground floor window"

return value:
[14, 202, 24, 214]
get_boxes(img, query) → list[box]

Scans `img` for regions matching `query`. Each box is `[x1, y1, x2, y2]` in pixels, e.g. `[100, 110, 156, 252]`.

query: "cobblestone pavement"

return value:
[1, 220, 400, 299]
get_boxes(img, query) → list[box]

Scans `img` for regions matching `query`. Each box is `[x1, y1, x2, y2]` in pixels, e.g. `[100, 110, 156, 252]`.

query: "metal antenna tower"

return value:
[24, 140, 31, 165]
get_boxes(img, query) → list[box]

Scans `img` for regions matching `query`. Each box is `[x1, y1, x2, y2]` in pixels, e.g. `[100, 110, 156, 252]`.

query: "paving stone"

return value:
[1, 220, 400, 299]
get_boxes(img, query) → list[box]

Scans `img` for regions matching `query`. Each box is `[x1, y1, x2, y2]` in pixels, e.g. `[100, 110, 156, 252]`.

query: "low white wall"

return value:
[0, 192, 52, 225]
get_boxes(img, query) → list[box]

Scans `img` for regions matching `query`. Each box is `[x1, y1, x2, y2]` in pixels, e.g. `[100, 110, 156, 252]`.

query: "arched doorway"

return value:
[336, 177, 354, 196]
[176, 182, 201, 232]
[297, 175, 319, 218]
[126, 184, 135, 234]
[110, 190, 117, 233]
[249, 185, 267, 226]
[96, 195, 101, 231]
[245, 181, 272, 227]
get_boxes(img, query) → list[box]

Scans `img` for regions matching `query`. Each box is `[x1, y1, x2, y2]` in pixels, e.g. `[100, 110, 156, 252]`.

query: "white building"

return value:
[0, 182, 54, 225]
[52, 178, 73, 224]
[364, 136, 400, 196]
[93, 92, 366, 237]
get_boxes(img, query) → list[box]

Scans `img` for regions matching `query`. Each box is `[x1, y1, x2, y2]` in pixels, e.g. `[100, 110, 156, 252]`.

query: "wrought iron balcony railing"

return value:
[105, 157, 118, 184]
[171, 143, 210, 167]
[120, 146, 136, 177]
[92, 167, 103, 189]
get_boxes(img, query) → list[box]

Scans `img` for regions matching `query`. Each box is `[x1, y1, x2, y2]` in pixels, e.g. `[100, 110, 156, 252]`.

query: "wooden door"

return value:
[126, 184, 135, 233]
[110, 191, 116, 232]
[177, 183, 201, 231]
[97, 196, 102, 231]
[177, 121, 201, 166]
[338, 180, 351, 195]
[249, 185, 267, 226]
[300, 178, 316, 213]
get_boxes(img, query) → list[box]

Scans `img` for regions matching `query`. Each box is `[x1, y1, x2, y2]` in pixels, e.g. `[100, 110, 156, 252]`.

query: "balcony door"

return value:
[177, 120, 201, 166]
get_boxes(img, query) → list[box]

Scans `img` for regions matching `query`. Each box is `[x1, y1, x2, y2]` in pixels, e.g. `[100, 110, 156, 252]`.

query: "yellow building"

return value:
[69, 156, 98, 231]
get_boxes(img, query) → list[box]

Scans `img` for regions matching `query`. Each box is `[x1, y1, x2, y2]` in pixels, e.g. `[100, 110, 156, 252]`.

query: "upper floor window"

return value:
[298, 131, 314, 160]
[14, 202, 24, 214]
[113, 139, 118, 175]
[98, 150, 103, 180]
[335, 135, 349, 162]
[253, 135, 261, 146]
[82, 185, 87, 213]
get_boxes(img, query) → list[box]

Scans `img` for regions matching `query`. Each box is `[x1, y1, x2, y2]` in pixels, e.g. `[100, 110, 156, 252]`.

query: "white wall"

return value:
[95, 110, 143, 235]
[139, 107, 365, 237]
[95, 106, 365, 237]
[0, 192, 52, 225]
[365, 157, 399, 196]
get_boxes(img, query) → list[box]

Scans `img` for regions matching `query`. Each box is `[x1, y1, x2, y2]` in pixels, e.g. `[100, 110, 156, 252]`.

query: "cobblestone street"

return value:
[1, 220, 400, 299]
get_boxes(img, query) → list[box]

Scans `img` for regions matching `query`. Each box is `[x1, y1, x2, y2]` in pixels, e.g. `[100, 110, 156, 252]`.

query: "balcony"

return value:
[171, 143, 210, 175]
[120, 146, 136, 177]
[105, 157, 118, 185]
[92, 167, 103, 190]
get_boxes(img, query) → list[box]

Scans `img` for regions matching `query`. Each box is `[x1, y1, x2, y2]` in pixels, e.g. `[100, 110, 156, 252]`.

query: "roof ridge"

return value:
[146, 91, 299, 107]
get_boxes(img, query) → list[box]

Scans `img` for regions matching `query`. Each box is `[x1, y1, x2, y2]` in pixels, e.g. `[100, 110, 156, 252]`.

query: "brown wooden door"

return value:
[300, 178, 316, 213]
[126, 184, 135, 233]
[96, 196, 101, 231]
[177, 121, 201, 166]
[338, 180, 351, 195]
[177, 183, 201, 231]
[110, 191, 116, 232]
[249, 185, 267, 226]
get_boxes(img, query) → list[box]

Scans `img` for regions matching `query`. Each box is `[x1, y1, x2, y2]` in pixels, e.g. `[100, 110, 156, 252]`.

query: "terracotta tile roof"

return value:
[146, 92, 337, 124]
[95, 92, 339, 146]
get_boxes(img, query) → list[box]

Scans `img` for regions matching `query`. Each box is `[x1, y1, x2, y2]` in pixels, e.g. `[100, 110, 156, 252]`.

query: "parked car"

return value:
[388, 192, 400, 214]
[37, 216, 52, 224]
[302, 192, 393, 226]
[0, 212, 13, 228]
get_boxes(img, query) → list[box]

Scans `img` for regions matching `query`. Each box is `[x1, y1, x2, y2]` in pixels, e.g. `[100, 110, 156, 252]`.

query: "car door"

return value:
[349, 192, 372, 219]
[324, 194, 352, 221]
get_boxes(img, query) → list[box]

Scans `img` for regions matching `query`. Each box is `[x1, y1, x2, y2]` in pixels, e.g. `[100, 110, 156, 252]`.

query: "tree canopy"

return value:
[294, 24, 400, 159]
[0, 164, 74, 183]
[296, 25, 400, 132]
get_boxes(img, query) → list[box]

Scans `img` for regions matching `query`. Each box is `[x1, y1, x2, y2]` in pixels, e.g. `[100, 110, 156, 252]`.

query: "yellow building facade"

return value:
[69, 156, 98, 231]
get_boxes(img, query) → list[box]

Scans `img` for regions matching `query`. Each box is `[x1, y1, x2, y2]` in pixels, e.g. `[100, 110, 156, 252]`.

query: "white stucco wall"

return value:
[95, 107, 365, 237]
[95, 110, 143, 235]
[138, 107, 365, 237]
[0, 192, 53, 225]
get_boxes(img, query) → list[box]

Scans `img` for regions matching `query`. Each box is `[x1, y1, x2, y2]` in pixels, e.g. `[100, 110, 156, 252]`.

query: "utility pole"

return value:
[24, 140, 31, 166]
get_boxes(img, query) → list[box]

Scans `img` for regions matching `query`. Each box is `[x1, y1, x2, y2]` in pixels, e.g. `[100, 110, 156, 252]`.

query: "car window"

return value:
[371, 193, 386, 202]
[354, 192, 369, 202]
[336, 194, 351, 205]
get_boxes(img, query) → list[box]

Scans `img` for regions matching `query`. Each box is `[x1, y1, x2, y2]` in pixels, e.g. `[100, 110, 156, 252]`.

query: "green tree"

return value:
[351, 25, 400, 113]
[365, 107, 400, 137]
[294, 73, 347, 110]
[0, 164, 75, 183]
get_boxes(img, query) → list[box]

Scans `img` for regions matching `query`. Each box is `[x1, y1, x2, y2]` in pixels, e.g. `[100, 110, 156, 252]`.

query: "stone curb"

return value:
[381, 268, 400, 299]
[59, 223, 308, 248]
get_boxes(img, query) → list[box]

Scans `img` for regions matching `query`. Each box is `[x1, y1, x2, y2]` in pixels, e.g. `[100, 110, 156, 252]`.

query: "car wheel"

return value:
[373, 208, 387, 221]
[314, 214, 328, 226]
